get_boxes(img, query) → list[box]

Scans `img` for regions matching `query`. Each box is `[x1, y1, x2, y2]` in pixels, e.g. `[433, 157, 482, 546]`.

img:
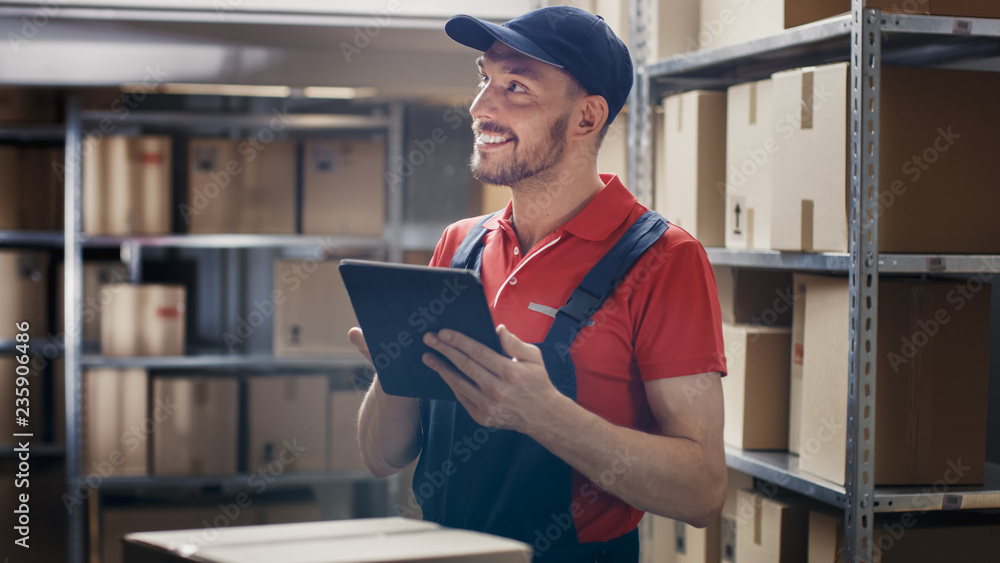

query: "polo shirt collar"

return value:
[481, 174, 636, 241]
[562, 174, 636, 242]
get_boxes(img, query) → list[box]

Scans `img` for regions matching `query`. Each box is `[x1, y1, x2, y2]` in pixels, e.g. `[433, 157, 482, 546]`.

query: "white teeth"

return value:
[479, 134, 509, 144]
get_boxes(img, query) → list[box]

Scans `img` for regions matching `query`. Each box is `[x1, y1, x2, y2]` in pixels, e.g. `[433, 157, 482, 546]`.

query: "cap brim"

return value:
[445, 15, 564, 69]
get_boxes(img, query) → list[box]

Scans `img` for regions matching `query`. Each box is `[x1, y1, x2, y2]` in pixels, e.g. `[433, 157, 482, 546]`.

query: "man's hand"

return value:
[348, 327, 373, 363]
[421, 324, 569, 435]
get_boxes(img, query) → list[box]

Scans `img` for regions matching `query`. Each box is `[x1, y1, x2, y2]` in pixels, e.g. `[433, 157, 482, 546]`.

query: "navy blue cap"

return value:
[445, 6, 633, 125]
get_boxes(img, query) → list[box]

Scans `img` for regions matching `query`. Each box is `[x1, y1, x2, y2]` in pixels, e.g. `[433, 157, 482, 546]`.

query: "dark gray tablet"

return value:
[339, 259, 504, 401]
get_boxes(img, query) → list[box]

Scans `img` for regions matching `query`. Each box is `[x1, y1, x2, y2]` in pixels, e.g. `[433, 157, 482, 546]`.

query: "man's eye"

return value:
[508, 82, 526, 93]
[478, 75, 488, 88]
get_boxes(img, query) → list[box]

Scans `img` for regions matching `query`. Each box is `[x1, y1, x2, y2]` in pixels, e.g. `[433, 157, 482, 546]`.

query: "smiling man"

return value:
[353, 6, 727, 561]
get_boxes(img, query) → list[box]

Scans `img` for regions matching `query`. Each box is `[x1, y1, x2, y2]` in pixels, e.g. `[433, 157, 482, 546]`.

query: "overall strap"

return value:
[545, 210, 670, 349]
[449, 212, 497, 271]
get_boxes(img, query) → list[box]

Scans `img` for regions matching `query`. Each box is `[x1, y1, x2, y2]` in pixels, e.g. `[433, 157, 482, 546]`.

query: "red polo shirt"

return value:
[428, 174, 726, 543]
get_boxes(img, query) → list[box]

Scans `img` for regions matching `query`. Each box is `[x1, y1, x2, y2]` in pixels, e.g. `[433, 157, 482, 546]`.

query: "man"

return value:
[352, 6, 727, 561]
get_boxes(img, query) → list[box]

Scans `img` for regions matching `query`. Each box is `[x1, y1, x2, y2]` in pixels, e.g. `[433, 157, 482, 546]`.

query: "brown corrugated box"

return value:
[186, 138, 295, 234]
[83, 135, 172, 236]
[57, 261, 130, 344]
[867, 0, 1000, 17]
[721, 468, 755, 563]
[788, 275, 807, 455]
[100, 284, 186, 356]
[771, 62, 1000, 253]
[152, 377, 238, 475]
[735, 490, 810, 563]
[809, 510, 1000, 562]
[83, 368, 149, 477]
[0, 87, 58, 123]
[247, 375, 328, 473]
[641, 515, 719, 563]
[302, 139, 385, 236]
[328, 389, 366, 471]
[646, 0, 699, 59]
[124, 517, 533, 563]
[721, 324, 792, 450]
[725, 79, 775, 251]
[699, 0, 846, 51]
[713, 266, 794, 326]
[596, 107, 628, 181]
[273, 259, 358, 357]
[657, 90, 727, 247]
[797, 274, 990, 485]
[0, 250, 48, 340]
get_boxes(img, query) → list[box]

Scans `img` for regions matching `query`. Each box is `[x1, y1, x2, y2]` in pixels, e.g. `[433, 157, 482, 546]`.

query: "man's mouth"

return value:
[476, 132, 514, 150]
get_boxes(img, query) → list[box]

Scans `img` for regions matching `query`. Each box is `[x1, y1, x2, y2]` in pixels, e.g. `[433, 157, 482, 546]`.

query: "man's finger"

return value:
[348, 327, 373, 363]
[422, 352, 488, 412]
[497, 324, 543, 364]
[424, 332, 504, 393]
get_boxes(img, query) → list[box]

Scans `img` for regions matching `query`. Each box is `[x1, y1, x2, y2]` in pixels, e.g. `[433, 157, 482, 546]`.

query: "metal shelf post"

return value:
[627, 0, 651, 205]
[63, 95, 86, 563]
[846, 4, 881, 562]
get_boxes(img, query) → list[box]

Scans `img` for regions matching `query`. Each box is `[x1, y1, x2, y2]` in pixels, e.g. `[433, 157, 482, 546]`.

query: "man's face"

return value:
[469, 42, 578, 188]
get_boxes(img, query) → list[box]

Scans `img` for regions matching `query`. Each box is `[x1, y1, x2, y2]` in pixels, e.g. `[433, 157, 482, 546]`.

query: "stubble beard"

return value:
[470, 110, 570, 189]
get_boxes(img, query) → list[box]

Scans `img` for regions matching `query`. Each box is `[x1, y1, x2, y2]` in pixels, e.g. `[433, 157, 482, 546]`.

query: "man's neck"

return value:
[508, 165, 605, 253]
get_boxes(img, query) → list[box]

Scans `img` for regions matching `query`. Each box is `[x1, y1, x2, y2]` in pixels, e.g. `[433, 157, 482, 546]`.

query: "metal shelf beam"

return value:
[885, 13, 1000, 36]
[80, 111, 390, 131]
[81, 234, 386, 251]
[0, 125, 65, 142]
[0, 230, 65, 247]
[725, 447, 849, 508]
[80, 354, 369, 372]
[93, 470, 383, 492]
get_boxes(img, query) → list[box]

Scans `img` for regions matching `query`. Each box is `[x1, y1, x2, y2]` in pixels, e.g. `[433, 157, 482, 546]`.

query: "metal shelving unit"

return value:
[632, 2, 1000, 561]
[0, 230, 65, 247]
[80, 354, 369, 373]
[92, 470, 384, 492]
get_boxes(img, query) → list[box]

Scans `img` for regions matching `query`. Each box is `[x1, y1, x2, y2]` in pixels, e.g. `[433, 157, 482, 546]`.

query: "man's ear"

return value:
[573, 95, 609, 141]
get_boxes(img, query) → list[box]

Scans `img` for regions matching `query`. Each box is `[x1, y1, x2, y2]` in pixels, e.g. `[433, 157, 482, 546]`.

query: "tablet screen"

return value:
[339, 259, 504, 401]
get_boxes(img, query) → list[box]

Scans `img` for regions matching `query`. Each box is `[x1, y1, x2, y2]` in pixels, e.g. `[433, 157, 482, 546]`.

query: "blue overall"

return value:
[413, 210, 669, 562]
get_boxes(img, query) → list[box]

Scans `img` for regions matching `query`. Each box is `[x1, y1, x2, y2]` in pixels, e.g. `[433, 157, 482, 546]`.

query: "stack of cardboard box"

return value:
[84, 134, 172, 235]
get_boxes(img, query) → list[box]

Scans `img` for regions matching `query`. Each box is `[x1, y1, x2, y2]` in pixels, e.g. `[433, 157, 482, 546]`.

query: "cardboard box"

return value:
[699, 0, 847, 50]
[797, 275, 990, 485]
[187, 138, 241, 233]
[153, 377, 238, 475]
[241, 139, 296, 234]
[647, 0, 700, 60]
[867, 0, 1000, 17]
[257, 499, 323, 525]
[788, 275, 807, 455]
[0, 250, 48, 340]
[0, 146, 64, 231]
[721, 323, 791, 450]
[724, 79, 774, 251]
[713, 266, 794, 326]
[247, 375, 328, 473]
[303, 139, 385, 236]
[734, 490, 809, 563]
[721, 468, 756, 563]
[101, 284, 186, 356]
[273, 259, 358, 357]
[641, 514, 719, 563]
[83, 368, 149, 476]
[597, 106, 629, 181]
[329, 389, 366, 470]
[84, 135, 172, 235]
[103, 504, 253, 563]
[809, 510, 1000, 562]
[0, 87, 57, 123]
[771, 62, 1000, 253]
[124, 517, 533, 563]
[657, 90, 726, 247]
[57, 261, 130, 344]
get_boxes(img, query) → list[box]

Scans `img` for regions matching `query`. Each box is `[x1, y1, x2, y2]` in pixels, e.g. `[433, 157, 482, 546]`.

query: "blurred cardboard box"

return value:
[641, 514, 719, 563]
[647, 0, 700, 60]
[83, 368, 149, 477]
[153, 376, 238, 475]
[797, 274, 989, 485]
[0, 146, 64, 231]
[0, 250, 48, 340]
[328, 389, 366, 471]
[302, 139, 385, 236]
[771, 63, 1000, 253]
[57, 261, 130, 344]
[720, 468, 755, 563]
[273, 260, 358, 357]
[721, 324, 791, 450]
[657, 91, 726, 247]
[83, 135, 171, 236]
[735, 490, 810, 563]
[713, 266, 793, 326]
[186, 138, 295, 234]
[101, 284, 185, 356]
[247, 375, 328, 473]
[597, 108, 629, 182]
[788, 275, 807, 455]
[124, 517, 533, 563]
[0, 87, 58, 123]
[699, 0, 846, 51]
[725, 79, 774, 251]
[103, 503, 253, 563]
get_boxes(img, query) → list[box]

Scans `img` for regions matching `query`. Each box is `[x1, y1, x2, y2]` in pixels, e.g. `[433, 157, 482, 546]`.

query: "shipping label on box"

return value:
[153, 377, 238, 475]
